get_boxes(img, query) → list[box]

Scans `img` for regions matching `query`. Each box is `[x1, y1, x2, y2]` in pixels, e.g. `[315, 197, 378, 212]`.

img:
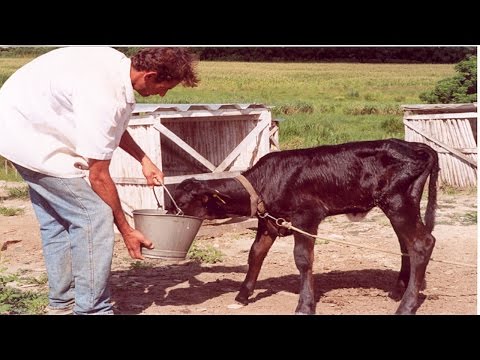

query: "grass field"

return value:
[0, 57, 455, 152]
[147, 61, 456, 148]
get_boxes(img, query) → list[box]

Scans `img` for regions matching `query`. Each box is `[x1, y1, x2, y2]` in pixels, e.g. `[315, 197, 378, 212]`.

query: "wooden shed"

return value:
[402, 103, 477, 187]
[110, 103, 277, 220]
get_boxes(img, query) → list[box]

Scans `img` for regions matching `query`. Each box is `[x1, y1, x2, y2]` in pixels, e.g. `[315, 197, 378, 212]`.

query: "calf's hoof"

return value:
[395, 302, 418, 315]
[295, 304, 315, 315]
[395, 308, 416, 315]
[235, 293, 249, 305]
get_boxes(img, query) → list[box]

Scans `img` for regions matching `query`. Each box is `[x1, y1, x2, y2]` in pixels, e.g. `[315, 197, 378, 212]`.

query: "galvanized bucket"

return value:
[133, 209, 203, 260]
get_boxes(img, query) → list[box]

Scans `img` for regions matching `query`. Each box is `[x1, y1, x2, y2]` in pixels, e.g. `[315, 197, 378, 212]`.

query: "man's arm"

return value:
[88, 158, 153, 259]
[119, 130, 164, 186]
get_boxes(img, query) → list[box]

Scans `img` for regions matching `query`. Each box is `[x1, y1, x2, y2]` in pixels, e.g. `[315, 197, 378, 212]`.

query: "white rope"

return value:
[260, 213, 476, 269]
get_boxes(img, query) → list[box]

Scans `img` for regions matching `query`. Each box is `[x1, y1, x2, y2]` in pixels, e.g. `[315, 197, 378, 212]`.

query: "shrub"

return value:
[419, 55, 477, 103]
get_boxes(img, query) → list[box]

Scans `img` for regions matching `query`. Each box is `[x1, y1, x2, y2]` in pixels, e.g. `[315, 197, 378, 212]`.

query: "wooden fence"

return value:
[402, 103, 477, 187]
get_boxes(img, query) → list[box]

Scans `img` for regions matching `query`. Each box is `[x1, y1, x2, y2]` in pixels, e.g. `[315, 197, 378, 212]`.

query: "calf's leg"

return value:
[235, 220, 277, 304]
[395, 226, 435, 314]
[293, 231, 316, 314]
[389, 235, 410, 300]
[383, 202, 435, 314]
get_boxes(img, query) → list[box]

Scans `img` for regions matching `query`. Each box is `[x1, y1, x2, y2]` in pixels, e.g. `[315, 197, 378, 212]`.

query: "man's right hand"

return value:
[122, 228, 154, 260]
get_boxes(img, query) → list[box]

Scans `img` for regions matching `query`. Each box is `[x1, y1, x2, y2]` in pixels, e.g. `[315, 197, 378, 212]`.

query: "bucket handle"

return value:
[152, 182, 184, 216]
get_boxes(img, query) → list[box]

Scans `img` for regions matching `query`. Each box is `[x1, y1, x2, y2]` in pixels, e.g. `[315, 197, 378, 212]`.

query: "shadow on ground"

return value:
[110, 261, 402, 314]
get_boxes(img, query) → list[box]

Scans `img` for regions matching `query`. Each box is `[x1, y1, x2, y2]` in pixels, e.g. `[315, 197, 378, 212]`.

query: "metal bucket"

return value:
[132, 209, 203, 260]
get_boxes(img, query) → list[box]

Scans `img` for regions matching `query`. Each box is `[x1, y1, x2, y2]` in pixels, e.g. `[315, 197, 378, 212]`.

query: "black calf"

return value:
[172, 139, 439, 314]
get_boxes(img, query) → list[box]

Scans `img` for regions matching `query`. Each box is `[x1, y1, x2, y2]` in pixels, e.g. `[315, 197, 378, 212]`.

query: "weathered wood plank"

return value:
[136, 109, 267, 119]
[404, 112, 477, 120]
[435, 148, 477, 154]
[401, 103, 477, 112]
[163, 171, 242, 185]
[269, 127, 280, 151]
[403, 120, 477, 168]
[154, 123, 217, 172]
[213, 116, 270, 173]
[113, 171, 243, 186]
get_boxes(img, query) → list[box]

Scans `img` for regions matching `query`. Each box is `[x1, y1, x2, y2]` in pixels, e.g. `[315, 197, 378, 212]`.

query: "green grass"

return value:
[20, 273, 49, 286]
[187, 242, 224, 263]
[439, 184, 477, 196]
[6, 186, 29, 199]
[1, 58, 455, 150]
[0, 57, 35, 85]
[436, 211, 478, 226]
[0, 164, 23, 182]
[0, 287, 48, 314]
[460, 211, 477, 225]
[0, 269, 49, 314]
[0, 157, 23, 182]
[0, 172, 22, 182]
[0, 207, 24, 216]
[130, 260, 153, 269]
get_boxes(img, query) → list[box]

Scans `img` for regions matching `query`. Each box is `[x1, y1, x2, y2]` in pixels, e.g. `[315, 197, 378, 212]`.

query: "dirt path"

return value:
[0, 183, 477, 315]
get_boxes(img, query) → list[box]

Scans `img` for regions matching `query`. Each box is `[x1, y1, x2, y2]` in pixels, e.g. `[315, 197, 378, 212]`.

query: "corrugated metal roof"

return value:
[132, 103, 268, 114]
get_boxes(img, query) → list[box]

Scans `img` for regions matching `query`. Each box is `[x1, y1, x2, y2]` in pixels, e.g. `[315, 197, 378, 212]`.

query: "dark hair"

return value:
[131, 47, 199, 87]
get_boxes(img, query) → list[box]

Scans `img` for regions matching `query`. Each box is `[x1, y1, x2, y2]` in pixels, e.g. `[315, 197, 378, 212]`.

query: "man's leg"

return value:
[14, 163, 115, 315]
[28, 187, 75, 311]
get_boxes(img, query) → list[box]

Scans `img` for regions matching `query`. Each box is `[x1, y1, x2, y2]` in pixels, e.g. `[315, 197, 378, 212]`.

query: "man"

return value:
[0, 47, 199, 314]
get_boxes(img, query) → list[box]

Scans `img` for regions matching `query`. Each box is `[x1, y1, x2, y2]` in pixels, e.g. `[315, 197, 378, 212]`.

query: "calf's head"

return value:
[170, 178, 230, 220]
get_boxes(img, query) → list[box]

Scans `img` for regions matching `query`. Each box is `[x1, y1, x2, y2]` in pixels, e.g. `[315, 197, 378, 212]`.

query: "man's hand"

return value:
[122, 228, 155, 260]
[142, 157, 164, 187]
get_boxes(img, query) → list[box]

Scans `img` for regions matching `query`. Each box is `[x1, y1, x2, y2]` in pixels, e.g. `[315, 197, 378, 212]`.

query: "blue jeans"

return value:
[13, 163, 115, 315]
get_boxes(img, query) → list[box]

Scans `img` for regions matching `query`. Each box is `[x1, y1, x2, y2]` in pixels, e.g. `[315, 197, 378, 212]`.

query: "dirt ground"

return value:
[0, 181, 477, 315]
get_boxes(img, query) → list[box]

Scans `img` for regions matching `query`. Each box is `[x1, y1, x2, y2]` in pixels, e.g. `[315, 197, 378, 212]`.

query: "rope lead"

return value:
[260, 213, 476, 269]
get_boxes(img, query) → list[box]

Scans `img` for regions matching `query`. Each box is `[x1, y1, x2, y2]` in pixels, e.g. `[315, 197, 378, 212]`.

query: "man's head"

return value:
[130, 47, 199, 97]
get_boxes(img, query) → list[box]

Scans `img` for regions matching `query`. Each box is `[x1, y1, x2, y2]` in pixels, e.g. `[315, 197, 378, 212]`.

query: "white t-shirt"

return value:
[0, 46, 136, 178]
